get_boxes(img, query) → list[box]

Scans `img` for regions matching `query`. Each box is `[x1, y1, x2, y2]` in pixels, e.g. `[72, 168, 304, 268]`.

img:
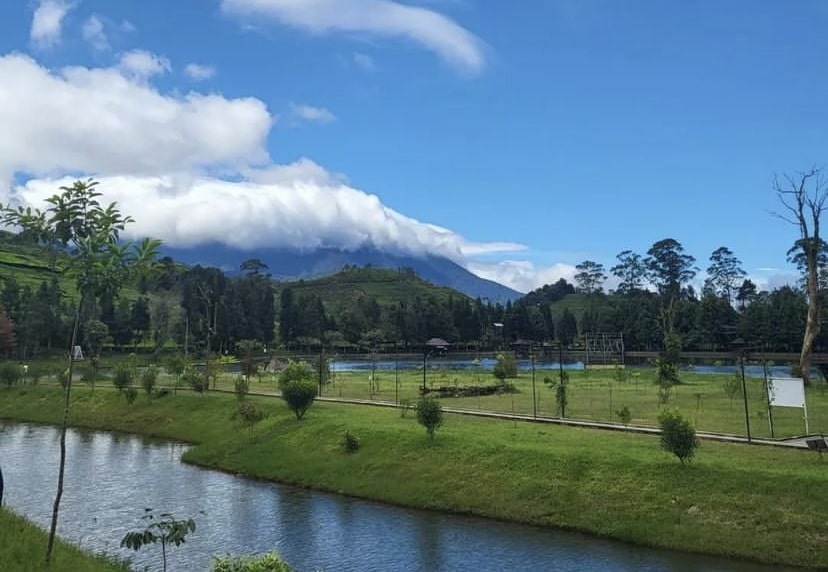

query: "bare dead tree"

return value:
[774, 167, 827, 385]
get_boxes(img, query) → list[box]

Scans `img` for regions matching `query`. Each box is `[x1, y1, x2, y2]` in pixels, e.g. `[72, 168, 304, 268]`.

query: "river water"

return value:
[0, 422, 797, 572]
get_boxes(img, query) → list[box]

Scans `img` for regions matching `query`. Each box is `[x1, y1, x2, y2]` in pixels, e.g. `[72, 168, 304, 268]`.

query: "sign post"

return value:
[767, 377, 808, 435]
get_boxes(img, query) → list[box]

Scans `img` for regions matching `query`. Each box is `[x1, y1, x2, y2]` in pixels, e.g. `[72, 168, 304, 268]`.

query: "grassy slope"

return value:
[274, 266, 468, 314]
[1, 386, 827, 569]
[0, 507, 127, 572]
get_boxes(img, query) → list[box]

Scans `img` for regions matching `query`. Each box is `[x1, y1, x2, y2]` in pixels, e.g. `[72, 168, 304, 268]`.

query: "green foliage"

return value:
[723, 374, 742, 406]
[616, 405, 632, 426]
[211, 552, 294, 572]
[120, 509, 196, 572]
[492, 353, 517, 382]
[281, 380, 317, 420]
[342, 430, 361, 453]
[124, 387, 138, 405]
[184, 370, 208, 394]
[166, 354, 187, 384]
[0, 362, 23, 387]
[112, 363, 133, 394]
[613, 365, 627, 383]
[236, 401, 266, 429]
[234, 375, 250, 400]
[399, 398, 413, 417]
[141, 366, 158, 396]
[416, 395, 444, 439]
[278, 360, 314, 390]
[658, 409, 699, 464]
[544, 372, 569, 417]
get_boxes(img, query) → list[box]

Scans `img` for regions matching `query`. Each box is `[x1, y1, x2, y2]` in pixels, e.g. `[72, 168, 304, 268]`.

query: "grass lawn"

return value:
[201, 363, 825, 438]
[0, 507, 128, 572]
[1, 385, 827, 569]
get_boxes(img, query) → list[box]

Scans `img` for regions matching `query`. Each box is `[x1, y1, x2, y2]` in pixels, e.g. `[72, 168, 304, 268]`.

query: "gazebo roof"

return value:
[425, 337, 450, 348]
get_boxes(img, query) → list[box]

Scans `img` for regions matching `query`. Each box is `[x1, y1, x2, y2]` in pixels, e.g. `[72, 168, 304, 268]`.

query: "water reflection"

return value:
[0, 422, 798, 572]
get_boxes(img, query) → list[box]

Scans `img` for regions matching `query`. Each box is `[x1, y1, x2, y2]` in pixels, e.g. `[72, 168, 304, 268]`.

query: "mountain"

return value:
[160, 244, 522, 303]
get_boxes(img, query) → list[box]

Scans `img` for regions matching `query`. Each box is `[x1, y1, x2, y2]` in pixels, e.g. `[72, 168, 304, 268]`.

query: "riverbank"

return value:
[1, 386, 826, 569]
[0, 506, 127, 572]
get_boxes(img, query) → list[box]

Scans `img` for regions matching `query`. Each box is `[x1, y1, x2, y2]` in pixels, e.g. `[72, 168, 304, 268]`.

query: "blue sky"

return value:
[1, 1, 826, 293]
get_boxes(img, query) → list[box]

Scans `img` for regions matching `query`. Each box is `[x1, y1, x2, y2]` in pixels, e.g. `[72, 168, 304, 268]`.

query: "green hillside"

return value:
[274, 265, 470, 313]
[0, 232, 72, 291]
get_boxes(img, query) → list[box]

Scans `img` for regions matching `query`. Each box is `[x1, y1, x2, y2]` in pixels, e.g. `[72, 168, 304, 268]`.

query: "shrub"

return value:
[237, 401, 266, 429]
[723, 374, 742, 406]
[184, 371, 208, 394]
[212, 552, 294, 572]
[0, 362, 23, 387]
[416, 395, 444, 439]
[278, 360, 314, 390]
[113, 363, 134, 394]
[658, 409, 699, 464]
[142, 366, 159, 396]
[234, 375, 250, 400]
[26, 364, 45, 385]
[613, 365, 627, 383]
[616, 405, 632, 426]
[124, 387, 139, 405]
[492, 353, 518, 382]
[342, 430, 361, 453]
[281, 380, 317, 420]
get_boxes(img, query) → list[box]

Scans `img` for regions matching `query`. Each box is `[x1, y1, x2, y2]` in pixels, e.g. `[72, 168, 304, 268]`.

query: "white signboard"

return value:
[768, 377, 806, 409]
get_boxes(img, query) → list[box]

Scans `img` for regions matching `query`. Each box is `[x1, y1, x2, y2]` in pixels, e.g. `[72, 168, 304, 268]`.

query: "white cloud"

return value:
[82, 15, 109, 51]
[353, 52, 376, 71]
[184, 63, 216, 81]
[290, 103, 336, 124]
[221, 0, 485, 74]
[118, 49, 172, 79]
[30, 0, 72, 49]
[13, 168, 516, 264]
[467, 260, 578, 294]
[0, 53, 272, 190]
[244, 157, 346, 186]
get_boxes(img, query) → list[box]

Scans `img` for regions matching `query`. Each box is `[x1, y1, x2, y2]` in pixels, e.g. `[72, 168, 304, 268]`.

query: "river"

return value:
[0, 422, 797, 571]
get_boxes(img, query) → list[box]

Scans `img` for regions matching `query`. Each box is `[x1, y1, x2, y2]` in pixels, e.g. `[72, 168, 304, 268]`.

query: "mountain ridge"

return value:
[160, 244, 522, 303]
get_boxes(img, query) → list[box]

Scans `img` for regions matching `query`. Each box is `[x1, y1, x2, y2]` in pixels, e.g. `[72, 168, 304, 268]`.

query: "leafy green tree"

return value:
[130, 296, 151, 349]
[657, 409, 699, 464]
[416, 395, 444, 439]
[705, 246, 746, 304]
[278, 360, 314, 390]
[166, 354, 188, 392]
[281, 380, 317, 420]
[121, 509, 196, 572]
[0, 362, 23, 387]
[1, 179, 160, 564]
[142, 365, 159, 396]
[574, 260, 607, 294]
[611, 250, 647, 294]
[492, 353, 517, 382]
[0, 305, 15, 358]
[557, 308, 577, 345]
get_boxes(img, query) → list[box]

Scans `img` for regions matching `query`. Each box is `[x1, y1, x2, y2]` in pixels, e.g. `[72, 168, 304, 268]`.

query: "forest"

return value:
[0, 229, 818, 360]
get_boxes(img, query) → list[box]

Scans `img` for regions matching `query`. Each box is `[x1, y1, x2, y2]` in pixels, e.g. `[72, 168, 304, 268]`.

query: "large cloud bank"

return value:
[0, 51, 535, 285]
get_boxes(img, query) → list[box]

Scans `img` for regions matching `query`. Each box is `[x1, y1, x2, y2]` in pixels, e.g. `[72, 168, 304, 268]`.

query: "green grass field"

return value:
[0, 507, 128, 572]
[1, 385, 827, 568]
[199, 362, 824, 439]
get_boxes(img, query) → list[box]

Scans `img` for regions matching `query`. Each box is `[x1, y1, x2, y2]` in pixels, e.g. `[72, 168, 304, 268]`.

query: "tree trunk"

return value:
[801, 252, 821, 386]
[45, 295, 83, 564]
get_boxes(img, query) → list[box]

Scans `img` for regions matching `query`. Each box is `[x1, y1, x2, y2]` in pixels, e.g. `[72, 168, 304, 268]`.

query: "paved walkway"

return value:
[237, 389, 823, 451]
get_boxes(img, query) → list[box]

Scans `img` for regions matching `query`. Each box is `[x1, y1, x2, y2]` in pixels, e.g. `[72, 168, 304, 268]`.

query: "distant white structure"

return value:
[72, 345, 84, 360]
